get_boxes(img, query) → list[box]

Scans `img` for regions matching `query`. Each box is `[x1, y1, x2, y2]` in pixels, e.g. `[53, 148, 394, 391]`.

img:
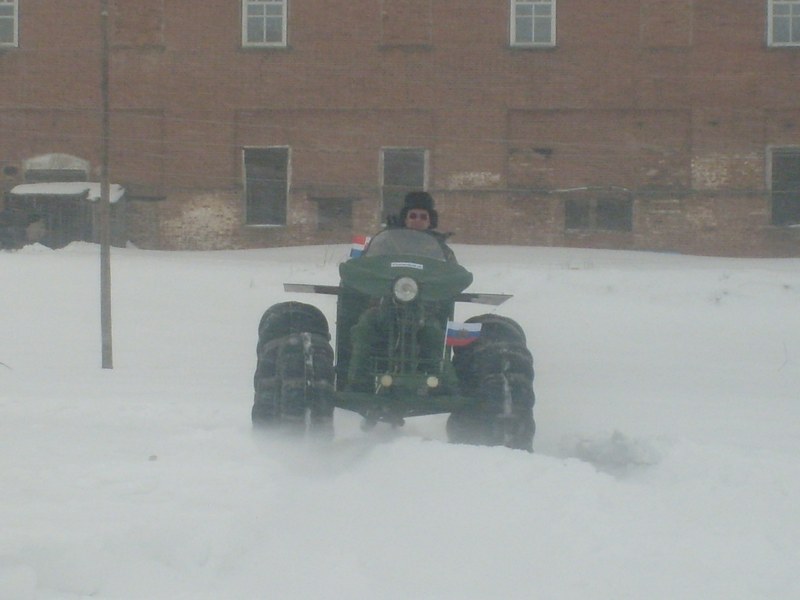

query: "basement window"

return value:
[244, 147, 289, 225]
[769, 1, 800, 46]
[770, 148, 800, 226]
[565, 196, 633, 232]
[0, 0, 18, 47]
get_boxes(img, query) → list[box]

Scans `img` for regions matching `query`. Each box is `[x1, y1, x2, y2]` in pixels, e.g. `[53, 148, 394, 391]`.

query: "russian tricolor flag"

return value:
[349, 235, 370, 259]
[445, 321, 482, 347]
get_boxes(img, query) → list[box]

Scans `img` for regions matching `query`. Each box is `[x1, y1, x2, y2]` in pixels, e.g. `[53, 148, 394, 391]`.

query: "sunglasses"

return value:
[407, 211, 429, 221]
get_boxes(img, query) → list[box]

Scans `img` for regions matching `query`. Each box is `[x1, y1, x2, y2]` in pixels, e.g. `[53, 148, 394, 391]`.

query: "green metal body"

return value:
[333, 229, 473, 424]
[284, 228, 512, 426]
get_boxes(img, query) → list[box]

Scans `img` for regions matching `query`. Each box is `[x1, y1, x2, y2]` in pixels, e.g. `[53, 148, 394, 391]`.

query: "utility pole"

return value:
[100, 0, 113, 369]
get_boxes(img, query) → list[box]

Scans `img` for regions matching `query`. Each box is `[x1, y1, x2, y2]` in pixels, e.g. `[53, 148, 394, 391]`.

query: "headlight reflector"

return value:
[393, 277, 418, 302]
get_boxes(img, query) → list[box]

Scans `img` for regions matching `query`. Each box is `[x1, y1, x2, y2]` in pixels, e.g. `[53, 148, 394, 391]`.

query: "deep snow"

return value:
[1, 241, 799, 599]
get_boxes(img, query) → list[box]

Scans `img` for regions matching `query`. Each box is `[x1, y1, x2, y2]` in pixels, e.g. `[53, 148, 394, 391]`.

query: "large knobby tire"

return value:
[252, 302, 335, 439]
[257, 301, 330, 354]
[448, 314, 535, 451]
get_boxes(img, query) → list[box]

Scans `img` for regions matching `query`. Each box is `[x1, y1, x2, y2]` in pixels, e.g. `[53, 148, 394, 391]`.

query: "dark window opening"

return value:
[565, 199, 591, 229]
[382, 148, 426, 222]
[565, 195, 633, 232]
[771, 149, 800, 226]
[244, 147, 288, 225]
[597, 197, 633, 231]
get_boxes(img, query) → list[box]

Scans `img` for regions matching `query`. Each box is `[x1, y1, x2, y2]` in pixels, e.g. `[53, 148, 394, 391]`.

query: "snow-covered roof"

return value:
[10, 182, 126, 203]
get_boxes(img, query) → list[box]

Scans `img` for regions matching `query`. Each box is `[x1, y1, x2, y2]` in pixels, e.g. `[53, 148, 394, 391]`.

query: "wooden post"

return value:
[100, 0, 113, 369]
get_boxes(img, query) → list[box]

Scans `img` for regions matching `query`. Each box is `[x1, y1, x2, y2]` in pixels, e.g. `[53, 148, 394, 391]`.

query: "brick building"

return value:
[1, 1, 800, 256]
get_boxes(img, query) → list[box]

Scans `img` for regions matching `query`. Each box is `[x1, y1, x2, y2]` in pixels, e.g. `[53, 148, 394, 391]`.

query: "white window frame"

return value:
[769, 0, 800, 46]
[511, 0, 556, 47]
[242, 0, 287, 48]
[0, 0, 18, 47]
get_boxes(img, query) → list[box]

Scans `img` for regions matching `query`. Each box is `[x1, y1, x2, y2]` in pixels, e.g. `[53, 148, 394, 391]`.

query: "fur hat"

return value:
[400, 191, 438, 229]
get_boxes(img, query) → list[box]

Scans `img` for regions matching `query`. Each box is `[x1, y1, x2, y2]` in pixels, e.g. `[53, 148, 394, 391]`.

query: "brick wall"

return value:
[1, 1, 799, 256]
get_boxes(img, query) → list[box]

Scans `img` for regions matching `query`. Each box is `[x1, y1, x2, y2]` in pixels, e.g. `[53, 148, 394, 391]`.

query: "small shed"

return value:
[2, 182, 126, 249]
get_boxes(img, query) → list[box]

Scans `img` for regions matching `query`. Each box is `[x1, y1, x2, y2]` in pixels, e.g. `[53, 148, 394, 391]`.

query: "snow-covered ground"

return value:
[1, 241, 799, 599]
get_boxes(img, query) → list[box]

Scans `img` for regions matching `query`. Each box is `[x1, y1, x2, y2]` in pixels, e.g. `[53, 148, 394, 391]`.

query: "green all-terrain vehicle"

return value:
[252, 228, 535, 450]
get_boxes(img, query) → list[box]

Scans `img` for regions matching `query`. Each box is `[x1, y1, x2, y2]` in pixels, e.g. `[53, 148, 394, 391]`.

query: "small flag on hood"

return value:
[445, 321, 482, 347]
[349, 235, 370, 259]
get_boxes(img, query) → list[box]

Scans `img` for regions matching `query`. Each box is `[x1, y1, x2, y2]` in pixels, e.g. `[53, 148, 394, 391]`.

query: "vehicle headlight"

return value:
[393, 277, 418, 302]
